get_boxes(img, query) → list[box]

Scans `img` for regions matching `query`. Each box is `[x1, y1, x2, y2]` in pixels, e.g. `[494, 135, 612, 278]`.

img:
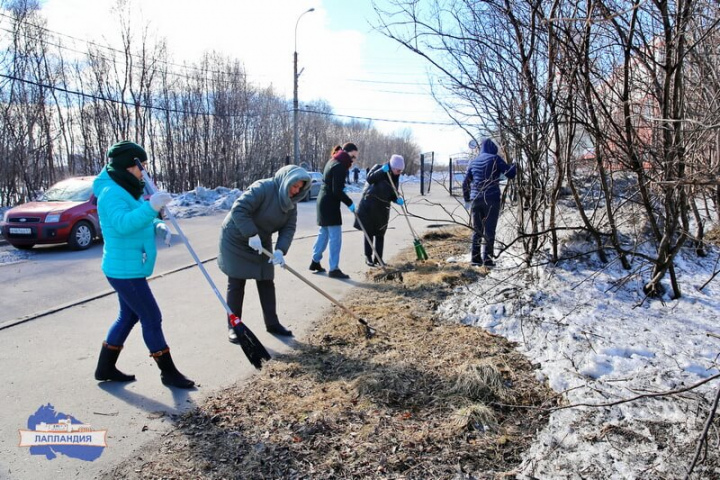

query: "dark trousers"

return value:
[364, 234, 385, 263]
[471, 199, 500, 263]
[105, 277, 167, 353]
[226, 277, 279, 328]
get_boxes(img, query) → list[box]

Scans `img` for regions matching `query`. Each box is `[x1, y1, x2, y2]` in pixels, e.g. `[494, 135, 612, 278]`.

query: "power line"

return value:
[0, 72, 249, 117]
[300, 108, 455, 126]
[0, 23, 261, 89]
[342, 78, 434, 87]
[0, 11, 256, 80]
[0, 12, 438, 89]
[0, 72, 457, 127]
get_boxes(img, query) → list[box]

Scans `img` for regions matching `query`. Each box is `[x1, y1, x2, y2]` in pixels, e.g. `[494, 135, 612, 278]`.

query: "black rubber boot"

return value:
[151, 348, 195, 389]
[94, 342, 136, 382]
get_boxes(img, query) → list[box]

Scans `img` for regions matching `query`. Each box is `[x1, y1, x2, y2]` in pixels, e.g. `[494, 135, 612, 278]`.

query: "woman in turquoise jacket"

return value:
[92, 141, 194, 389]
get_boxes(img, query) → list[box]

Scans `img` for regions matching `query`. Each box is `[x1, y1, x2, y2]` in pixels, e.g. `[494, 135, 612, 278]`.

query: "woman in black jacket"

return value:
[309, 142, 358, 279]
[354, 154, 405, 266]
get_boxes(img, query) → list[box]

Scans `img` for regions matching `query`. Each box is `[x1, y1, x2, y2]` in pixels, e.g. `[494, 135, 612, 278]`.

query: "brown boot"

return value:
[150, 348, 195, 389]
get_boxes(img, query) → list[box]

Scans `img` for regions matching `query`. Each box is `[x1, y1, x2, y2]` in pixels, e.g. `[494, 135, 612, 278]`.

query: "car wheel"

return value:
[14, 244, 35, 250]
[68, 221, 94, 250]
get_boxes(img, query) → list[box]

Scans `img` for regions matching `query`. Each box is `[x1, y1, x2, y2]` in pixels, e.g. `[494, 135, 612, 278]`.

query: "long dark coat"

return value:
[218, 166, 311, 280]
[316, 151, 353, 226]
[353, 163, 399, 236]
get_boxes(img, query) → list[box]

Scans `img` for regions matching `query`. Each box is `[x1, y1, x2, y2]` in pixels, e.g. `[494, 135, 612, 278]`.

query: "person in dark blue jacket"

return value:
[462, 138, 516, 266]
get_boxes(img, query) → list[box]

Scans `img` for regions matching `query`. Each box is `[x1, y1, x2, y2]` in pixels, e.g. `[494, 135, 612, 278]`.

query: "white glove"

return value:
[149, 192, 172, 212]
[156, 223, 172, 247]
[269, 249, 285, 268]
[248, 234, 263, 254]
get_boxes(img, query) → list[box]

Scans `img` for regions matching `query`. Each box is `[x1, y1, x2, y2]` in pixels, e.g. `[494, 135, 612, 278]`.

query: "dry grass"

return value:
[706, 225, 720, 245]
[452, 360, 512, 404]
[102, 226, 559, 480]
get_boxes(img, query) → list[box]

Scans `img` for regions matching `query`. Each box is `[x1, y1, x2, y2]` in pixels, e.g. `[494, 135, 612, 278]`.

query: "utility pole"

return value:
[293, 8, 315, 165]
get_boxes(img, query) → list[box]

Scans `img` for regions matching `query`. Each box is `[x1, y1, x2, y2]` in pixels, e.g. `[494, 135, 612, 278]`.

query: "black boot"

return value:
[267, 323, 293, 337]
[95, 342, 136, 382]
[227, 316, 240, 344]
[328, 269, 350, 279]
[309, 260, 326, 272]
[151, 348, 195, 388]
[228, 327, 240, 344]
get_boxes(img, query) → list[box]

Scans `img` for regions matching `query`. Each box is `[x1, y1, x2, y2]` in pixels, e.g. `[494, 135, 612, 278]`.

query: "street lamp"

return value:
[294, 7, 315, 165]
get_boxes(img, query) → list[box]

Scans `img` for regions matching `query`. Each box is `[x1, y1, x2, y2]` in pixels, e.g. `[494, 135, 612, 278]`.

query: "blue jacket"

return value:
[462, 138, 516, 203]
[93, 167, 164, 279]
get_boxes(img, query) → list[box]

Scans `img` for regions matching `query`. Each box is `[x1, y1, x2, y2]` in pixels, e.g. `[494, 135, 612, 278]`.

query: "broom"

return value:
[259, 247, 378, 339]
[135, 160, 271, 369]
[386, 171, 428, 261]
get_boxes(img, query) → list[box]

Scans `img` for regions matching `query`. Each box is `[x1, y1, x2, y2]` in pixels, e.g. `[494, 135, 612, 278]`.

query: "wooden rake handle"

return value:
[386, 170, 421, 240]
[258, 247, 374, 333]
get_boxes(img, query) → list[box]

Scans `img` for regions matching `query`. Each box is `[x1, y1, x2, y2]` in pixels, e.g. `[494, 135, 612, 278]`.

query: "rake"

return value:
[259, 247, 378, 339]
[386, 171, 428, 261]
[136, 160, 271, 369]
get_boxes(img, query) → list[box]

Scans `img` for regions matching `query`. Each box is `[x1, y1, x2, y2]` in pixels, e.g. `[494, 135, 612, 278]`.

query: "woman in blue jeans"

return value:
[309, 142, 358, 279]
[92, 141, 194, 388]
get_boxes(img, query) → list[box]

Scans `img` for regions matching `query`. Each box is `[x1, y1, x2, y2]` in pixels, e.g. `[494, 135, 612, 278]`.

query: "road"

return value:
[0, 183, 465, 480]
[0, 199, 327, 329]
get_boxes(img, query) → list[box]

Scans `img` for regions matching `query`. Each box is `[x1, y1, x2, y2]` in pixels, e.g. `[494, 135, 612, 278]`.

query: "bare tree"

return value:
[374, 0, 720, 298]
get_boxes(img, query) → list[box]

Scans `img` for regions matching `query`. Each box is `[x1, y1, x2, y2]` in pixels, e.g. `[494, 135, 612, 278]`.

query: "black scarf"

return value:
[107, 165, 145, 200]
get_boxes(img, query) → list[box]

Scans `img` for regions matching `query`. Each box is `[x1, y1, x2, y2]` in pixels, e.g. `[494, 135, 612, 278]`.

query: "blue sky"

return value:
[37, 0, 469, 164]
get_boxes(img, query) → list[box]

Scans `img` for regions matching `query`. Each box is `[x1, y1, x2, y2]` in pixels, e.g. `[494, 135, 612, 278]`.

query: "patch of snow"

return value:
[0, 247, 33, 265]
[438, 212, 720, 478]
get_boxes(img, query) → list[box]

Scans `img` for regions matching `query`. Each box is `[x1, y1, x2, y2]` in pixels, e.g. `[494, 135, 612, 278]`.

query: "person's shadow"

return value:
[97, 381, 197, 416]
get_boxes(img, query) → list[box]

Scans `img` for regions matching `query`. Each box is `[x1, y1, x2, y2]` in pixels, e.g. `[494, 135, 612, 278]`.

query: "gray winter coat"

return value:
[218, 165, 311, 280]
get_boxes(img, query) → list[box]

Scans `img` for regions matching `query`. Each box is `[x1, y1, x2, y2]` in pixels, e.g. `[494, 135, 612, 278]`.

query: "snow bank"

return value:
[438, 208, 720, 479]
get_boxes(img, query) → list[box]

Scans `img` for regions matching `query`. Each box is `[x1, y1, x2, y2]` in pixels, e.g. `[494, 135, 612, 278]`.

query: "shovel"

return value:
[260, 247, 378, 339]
[136, 160, 271, 369]
[386, 171, 428, 261]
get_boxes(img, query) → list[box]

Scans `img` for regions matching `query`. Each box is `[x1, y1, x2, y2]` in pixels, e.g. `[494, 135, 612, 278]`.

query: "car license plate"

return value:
[9, 227, 32, 234]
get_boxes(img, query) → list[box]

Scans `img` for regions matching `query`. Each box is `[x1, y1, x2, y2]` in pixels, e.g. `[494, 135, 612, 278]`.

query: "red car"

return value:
[1, 176, 101, 250]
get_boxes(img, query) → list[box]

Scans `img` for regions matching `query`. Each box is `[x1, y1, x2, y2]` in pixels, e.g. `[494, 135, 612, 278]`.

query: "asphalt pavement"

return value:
[0, 182, 466, 480]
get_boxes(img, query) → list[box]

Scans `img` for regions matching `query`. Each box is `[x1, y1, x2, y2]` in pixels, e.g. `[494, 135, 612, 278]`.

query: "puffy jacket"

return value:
[463, 138, 516, 203]
[93, 167, 164, 279]
[354, 163, 399, 236]
[218, 165, 311, 280]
